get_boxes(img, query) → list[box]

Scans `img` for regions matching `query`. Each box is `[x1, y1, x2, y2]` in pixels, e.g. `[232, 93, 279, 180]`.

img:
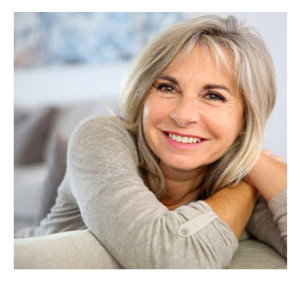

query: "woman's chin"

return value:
[160, 160, 206, 173]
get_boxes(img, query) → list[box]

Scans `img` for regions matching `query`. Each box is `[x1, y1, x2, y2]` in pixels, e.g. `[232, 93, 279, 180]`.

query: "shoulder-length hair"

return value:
[119, 15, 276, 199]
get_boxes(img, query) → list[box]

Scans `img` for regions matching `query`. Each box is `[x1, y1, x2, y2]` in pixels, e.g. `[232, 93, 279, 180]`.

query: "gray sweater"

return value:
[15, 115, 287, 268]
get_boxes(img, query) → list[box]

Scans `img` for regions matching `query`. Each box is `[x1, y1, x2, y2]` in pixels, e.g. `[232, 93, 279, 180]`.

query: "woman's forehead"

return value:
[163, 44, 236, 79]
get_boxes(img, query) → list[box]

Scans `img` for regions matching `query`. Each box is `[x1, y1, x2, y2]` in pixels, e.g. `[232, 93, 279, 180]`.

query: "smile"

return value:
[163, 131, 206, 149]
[167, 133, 201, 144]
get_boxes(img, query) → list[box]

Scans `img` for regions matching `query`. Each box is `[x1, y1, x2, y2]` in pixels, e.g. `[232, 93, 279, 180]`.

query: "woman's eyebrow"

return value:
[203, 84, 232, 94]
[156, 75, 179, 85]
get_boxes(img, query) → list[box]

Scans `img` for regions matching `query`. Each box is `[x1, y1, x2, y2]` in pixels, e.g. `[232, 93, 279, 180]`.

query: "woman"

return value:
[15, 15, 287, 268]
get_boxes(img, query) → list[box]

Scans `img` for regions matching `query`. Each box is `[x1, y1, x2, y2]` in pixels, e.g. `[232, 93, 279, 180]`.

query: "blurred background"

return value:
[14, 12, 186, 106]
[14, 12, 287, 229]
[14, 12, 286, 159]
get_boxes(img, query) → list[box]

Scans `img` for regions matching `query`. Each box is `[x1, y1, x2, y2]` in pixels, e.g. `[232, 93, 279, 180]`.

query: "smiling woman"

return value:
[15, 15, 287, 269]
[121, 16, 277, 200]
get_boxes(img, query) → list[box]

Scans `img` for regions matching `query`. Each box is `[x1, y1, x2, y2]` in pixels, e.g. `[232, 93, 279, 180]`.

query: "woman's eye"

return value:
[156, 84, 176, 93]
[205, 92, 226, 102]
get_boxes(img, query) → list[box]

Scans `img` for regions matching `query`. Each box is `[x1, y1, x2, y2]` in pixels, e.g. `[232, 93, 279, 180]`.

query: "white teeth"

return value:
[167, 133, 201, 144]
[182, 137, 188, 143]
[176, 135, 182, 142]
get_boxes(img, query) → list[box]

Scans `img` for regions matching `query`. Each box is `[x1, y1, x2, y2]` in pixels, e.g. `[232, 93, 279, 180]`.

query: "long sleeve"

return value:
[67, 115, 238, 269]
[246, 190, 287, 258]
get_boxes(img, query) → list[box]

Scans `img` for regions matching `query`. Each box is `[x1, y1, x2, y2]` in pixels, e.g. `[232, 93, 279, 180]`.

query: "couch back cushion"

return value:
[14, 106, 57, 165]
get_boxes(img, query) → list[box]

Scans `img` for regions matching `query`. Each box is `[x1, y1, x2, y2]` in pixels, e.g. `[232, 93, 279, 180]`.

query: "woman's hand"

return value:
[244, 150, 287, 202]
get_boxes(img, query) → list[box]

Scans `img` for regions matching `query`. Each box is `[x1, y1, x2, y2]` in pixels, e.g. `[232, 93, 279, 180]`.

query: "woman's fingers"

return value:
[261, 149, 284, 162]
[272, 155, 284, 162]
[261, 149, 272, 156]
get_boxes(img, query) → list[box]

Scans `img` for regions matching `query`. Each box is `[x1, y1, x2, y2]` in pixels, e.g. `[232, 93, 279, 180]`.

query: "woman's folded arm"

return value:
[246, 190, 287, 258]
[244, 151, 287, 258]
[68, 116, 259, 268]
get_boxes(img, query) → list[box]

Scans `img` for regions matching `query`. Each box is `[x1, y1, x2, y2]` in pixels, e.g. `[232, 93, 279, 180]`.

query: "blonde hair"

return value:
[120, 15, 276, 199]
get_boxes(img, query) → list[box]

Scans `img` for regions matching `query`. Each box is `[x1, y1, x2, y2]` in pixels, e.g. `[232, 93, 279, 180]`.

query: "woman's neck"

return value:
[158, 162, 207, 210]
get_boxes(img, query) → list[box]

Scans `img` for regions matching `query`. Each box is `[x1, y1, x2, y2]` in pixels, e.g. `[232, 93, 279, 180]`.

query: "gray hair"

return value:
[120, 15, 276, 199]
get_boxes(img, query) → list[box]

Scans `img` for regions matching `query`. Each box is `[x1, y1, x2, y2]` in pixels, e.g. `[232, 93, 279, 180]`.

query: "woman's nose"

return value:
[170, 96, 200, 126]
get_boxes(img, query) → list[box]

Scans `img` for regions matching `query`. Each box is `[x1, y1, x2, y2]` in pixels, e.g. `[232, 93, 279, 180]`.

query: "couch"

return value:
[14, 99, 287, 269]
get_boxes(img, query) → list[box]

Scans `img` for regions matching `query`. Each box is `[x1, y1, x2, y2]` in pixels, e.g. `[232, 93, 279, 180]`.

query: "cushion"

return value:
[14, 106, 57, 165]
[228, 239, 286, 269]
[35, 132, 68, 224]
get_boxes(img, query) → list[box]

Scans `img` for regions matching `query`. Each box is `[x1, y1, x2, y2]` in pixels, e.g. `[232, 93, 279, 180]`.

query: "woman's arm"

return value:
[245, 150, 287, 258]
[67, 116, 258, 268]
[246, 191, 287, 258]
[245, 150, 287, 202]
[204, 181, 259, 240]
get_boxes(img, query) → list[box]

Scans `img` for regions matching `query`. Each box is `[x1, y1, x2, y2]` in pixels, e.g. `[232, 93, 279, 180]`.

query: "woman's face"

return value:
[143, 46, 244, 174]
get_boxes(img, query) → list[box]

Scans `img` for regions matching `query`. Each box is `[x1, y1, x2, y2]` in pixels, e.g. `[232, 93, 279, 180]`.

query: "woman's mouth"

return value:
[166, 132, 202, 144]
[163, 131, 206, 148]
